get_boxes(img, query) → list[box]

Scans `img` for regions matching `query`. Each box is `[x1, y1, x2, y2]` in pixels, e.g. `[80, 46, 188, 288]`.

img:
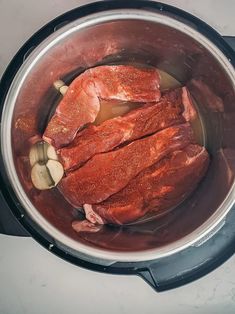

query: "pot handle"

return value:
[137, 247, 211, 292]
[138, 207, 235, 292]
[137, 253, 202, 292]
[223, 36, 235, 58]
[0, 191, 29, 236]
[138, 244, 222, 292]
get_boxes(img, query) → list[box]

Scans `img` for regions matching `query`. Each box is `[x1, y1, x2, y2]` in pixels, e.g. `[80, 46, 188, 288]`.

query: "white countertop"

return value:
[0, 235, 235, 314]
[0, 1, 235, 313]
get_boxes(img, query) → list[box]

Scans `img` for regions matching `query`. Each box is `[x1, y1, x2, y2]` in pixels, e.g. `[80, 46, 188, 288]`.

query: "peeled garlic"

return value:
[29, 145, 40, 167]
[47, 145, 58, 160]
[53, 80, 65, 90]
[53, 80, 68, 95]
[46, 160, 64, 186]
[29, 141, 64, 190]
[39, 142, 48, 163]
[31, 163, 54, 190]
[59, 85, 68, 95]
[29, 142, 49, 166]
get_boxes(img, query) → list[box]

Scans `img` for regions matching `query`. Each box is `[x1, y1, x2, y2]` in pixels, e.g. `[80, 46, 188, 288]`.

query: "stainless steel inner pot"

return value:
[1, 8, 235, 264]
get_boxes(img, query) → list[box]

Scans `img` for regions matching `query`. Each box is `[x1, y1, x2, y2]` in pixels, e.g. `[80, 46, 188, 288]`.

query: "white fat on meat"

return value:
[182, 87, 197, 122]
[72, 220, 102, 233]
[83, 204, 105, 225]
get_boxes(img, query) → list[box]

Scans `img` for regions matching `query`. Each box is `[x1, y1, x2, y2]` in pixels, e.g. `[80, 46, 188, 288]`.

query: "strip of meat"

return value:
[58, 88, 185, 171]
[58, 124, 194, 206]
[90, 65, 160, 102]
[91, 144, 209, 225]
[43, 71, 99, 148]
[43, 65, 160, 148]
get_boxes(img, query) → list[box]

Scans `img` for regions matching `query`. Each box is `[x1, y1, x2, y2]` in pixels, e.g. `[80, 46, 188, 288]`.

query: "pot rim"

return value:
[1, 8, 235, 262]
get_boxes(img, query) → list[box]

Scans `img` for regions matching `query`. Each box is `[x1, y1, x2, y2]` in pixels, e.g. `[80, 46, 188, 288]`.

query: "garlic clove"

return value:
[59, 85, 68, 95]
[53, 80, 68, 95]
[29, 142, 58, 166]
[29, 141, 48, 166]
[46, 160, 64, 186]
[30, 141, 62, 190]
[47, 145, 58, 160]
[29, 145, 39, 167]
[53, 80, 65, 90]
[31, 163, 54, 190]
[41, 142, 49, 162]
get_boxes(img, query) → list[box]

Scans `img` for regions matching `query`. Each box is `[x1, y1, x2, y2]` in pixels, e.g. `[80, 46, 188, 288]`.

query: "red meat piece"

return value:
[90, 65, 160, 102]
[58, 88, 186, 171]
[91, 144, 209, 224]
[43, 72, 98, 148]
[43, 65, 160, 148]
[58, 123, 194, 206]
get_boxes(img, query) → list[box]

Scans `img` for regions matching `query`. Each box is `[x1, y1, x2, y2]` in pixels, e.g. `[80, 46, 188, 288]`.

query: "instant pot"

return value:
[1, 0, 235, 292]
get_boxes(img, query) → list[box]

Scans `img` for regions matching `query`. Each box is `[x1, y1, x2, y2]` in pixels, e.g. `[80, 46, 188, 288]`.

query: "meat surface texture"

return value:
[91, 144, 209, 224]
[58, 88, 185, 171]
[43, 65, 160, 148]
[58, 124, 194, 206]
[89, 65, 161, 102]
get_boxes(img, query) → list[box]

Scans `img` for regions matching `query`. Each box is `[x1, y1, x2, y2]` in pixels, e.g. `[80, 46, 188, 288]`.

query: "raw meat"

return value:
[90, 65, 161, 102]
[58, 88, 186, 171]
[91, 144, 209, 224]
[43, 65, 160, 148]
[182, 86, 197, 121]
[58, 123, 194, 206]
[188, 79, 224, 112]
[72, 220, 103, 233]
[43, 71, 99, 148]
